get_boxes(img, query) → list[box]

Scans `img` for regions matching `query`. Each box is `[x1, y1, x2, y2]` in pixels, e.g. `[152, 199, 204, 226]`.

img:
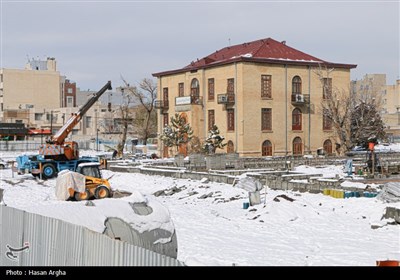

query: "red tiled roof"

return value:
[153, 37, 356, 77]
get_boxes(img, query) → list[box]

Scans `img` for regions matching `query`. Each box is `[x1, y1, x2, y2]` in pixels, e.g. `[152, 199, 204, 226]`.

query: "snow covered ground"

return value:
[0, 150, 399, 266]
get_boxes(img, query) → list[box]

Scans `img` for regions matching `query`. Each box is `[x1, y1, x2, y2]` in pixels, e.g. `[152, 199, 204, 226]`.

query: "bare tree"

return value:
[315, 66, 386, 155]
[121, 77, 157, 145]
[115, 90, 135, 157]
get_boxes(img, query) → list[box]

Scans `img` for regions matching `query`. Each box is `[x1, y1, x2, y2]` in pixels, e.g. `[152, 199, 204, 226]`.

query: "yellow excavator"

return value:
[58, 162, 113, 201]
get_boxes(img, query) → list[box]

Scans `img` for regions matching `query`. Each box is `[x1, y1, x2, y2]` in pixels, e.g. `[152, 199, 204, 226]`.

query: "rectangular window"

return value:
[67, 88, 73, 94]
[227, 78, 234, 94]
[323, 78, 332, 100]
[66, 96, 74, 107]
[163, 87, 169, 101]
[261, 108, 272, 131]
[34, 113, 43, 121]
[0, 103, 3, 112]
[178, 83, 184, 97]
[163, 114, 169, 127]
[323, 109, 332, 130]
[86, 116, 92, 128]
[208, 110, 215, 130]
[261, 75, 272, 98]
[227, 109, 235, 131]
[208, 78, 215, 101]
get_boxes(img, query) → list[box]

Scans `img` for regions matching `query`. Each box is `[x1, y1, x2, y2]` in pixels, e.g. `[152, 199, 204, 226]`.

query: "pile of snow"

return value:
[0, 151, 399, 266]
[377, 182, 400, 203]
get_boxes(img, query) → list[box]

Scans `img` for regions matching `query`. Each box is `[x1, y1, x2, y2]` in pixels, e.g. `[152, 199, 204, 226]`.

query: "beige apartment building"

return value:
[382, 79, 400, 141]
[351, 74, 400, 142]
[0, 57, 61, 118]
[153, 37, 356, 157]
[0, 58, 118, 141]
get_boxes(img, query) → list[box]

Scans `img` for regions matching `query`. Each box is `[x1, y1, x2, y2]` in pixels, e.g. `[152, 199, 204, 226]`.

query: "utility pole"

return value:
[50, 110, 53, 135]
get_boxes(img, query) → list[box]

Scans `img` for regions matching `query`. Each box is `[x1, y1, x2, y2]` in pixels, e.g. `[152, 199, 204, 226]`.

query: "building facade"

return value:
[153, 37, 356, 157]
[0, 57, 62, 120]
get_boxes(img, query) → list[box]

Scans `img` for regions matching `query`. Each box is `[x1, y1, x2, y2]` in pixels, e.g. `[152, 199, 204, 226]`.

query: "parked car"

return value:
[0, 158, 9, 169]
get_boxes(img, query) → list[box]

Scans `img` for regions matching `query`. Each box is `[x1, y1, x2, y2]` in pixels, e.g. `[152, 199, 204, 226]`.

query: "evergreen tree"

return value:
[203, 124, 227, 154]
[160, 113, 193, 153]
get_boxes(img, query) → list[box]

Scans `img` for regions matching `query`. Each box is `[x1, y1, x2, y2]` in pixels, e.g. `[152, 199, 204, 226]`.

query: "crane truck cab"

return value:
[71, 162, 112, 201]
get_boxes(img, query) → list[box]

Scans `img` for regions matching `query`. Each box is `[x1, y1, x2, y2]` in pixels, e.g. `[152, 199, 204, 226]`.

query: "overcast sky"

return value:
[1, 0, 399, 90]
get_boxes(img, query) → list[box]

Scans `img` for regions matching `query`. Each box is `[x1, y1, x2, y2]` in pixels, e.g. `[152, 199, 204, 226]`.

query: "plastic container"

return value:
[376, 260, 400, 266]
[243, 202, 250, 209]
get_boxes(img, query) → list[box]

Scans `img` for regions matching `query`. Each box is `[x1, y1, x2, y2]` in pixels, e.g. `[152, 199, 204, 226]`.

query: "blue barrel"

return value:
[354, 191, 360, 198]
[243, 202, 250, 209]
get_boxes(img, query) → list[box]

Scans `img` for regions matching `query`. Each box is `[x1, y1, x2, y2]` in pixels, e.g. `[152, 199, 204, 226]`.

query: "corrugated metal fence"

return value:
[0, 206, 184, 266]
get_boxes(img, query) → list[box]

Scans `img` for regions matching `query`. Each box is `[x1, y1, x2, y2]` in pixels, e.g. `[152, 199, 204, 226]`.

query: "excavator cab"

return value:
[72, 162, 112, 201]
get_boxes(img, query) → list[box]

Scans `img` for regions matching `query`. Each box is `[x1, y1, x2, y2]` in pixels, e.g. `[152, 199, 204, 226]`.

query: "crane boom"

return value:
[39, 81, 112, 161]
[50, 81, 112, 145]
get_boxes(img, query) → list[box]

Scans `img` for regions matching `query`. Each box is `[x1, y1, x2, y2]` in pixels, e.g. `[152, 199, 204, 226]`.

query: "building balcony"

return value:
[291, 94, 310, 105]
[217, 94, 235, 105]
[154, 100, 169, 110]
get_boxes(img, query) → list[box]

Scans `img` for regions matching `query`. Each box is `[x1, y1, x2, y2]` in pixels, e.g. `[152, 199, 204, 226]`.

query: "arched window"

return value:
[293, 137, 303, 155]
[191, 78, 200, 98]
[292, 76, 302, 95]
[292, 108, 302, 130]
[323, 139, 333, 155]
[262, 140, 272, 156]
[227, 140, 234, 153]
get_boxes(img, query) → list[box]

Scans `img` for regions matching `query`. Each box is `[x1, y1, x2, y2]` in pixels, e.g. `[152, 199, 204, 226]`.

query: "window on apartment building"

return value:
[163, 113, 169, 127]
[227, 109, 235, 131]
[86, 116, 92, 128]
[323, 78, 332, 100]
[66, 96, 74, 108]
[0, 103, 3, 112]
[191, 78, 200, 98]
[292, 108, 302, 130]
[178, 83, 184, 97]
[262, 140, 273, 156]
[46, 113, 52, 121]
[261, 108, 272, 131]
[261, 75, 272, 98]
[67, 88, 73, 94]
[227, 78, 234, 94]
[292, 76, 302, 95]
[208, 78, 215, 101]
[35, 113, 43, 121]
[163, 87, 169, 101]
[208, 110, 215, 130]
[323, 109, 332, 130]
